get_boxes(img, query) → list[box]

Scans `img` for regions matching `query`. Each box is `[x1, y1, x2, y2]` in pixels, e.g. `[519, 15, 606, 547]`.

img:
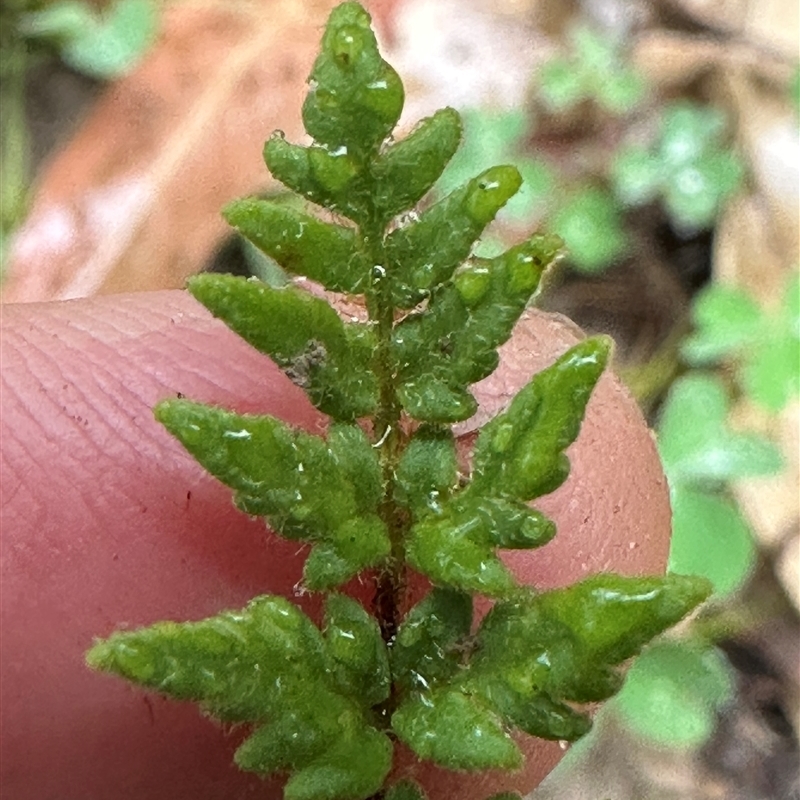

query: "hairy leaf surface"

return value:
[405, 508, 517, 596]
[391, 588, 472, 691]
[392, 687, 522, 770]
[395, 425, 459, 515]
[223, 199, 369, 294]
[393, 234, 561, 421]
[281, 727, 392, 800]
[155, 400, 388, 589]
[463, 574, 712, 737]
[372, 107, 463, 222]
[324, 594, 390, 708]
[385, 781, 427, 800]
[405, 338, 603, 594]
[469, 337, 610, 499]
[393, 574, 710, 765]
[88, 595, 390, 798]
[406, 497, 555, 596]
[188, 274, 377, 420]
[302, 2, 403, 159]
[385, 166, 522, 309]
[264, 135, 366, 222]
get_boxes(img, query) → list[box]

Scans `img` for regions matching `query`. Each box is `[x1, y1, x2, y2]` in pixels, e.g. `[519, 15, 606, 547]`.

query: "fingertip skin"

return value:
[0, 290, 670, 800]
[2, 290, 318, 800]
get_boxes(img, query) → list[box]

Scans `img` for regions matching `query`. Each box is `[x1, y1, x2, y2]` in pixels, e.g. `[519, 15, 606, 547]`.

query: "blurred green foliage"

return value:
[683, 274, 800, 412]
[657, 370, 782, 597]
[536, 25, 647, 115]
[438, 29, 742, 277]
[0, 0, 156, 267]
[436, 109, 554, 227]
[549, 187, 626, 274]
[610, 272, 797, 751]
[612, 102, 743, 232]
[18, 0, 156, 79]
[614, 640, 735, 748]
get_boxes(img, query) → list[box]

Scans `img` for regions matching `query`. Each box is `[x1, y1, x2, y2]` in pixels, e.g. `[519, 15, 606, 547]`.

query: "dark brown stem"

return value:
[362, 218, 410, 714]
[373, 289, 406, 644]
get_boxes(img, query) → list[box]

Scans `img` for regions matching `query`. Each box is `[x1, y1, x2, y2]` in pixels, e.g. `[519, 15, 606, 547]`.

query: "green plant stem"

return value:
[617, 315, 691, 414]
[363, 219, 408, 652]
[363, 216, 410, 741]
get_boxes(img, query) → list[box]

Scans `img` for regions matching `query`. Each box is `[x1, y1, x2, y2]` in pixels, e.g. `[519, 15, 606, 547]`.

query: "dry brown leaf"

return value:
[777, 535, 800, 613]
[713, 194, 789, 305]
[731, 396, 799, 616]
[3, 0, 390, 303]
[632, 31, 726, 87]
[388, 0, 548, 124]
[741, 0, 800, 59]
[664, 0, 799, 59]
[711, 67, 799, 304]
[633, 29, 794, 91]
[733, 398, 799, 557]
[662, 0, 747, 35]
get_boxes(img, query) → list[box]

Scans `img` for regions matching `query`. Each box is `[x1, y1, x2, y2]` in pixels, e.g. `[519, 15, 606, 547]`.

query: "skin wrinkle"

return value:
[5, 304, 153, 560]
[50, 301, 135, 341]
[7, 296, 323, 581]
[0, 452, 24, 510]
[123, 291, 328, 421]
[3, 319, 172, 543]
[133, 325, 273, 406]
[470, 307, 671, 587]
[2, 322, 77, 449]
[0, 451, 45, 554]
[64, 296, 169, 340]
[14, 297, 286, 499]
[0, 330, 99, 548]
[52, 327, 175, 452]
[58, 298, 226, 397]
[26, 325, 153, 466]
[3, 296, 312, 608]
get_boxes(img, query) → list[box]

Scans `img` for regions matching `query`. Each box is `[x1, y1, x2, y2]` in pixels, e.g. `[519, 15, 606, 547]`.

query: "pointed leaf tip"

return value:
[85, 595, 330, 721]
[184, 274, 378, 420]
[406, 510, 517, 597]
[263, 135, 365, 222]
[372, 107, 463, 222]
[466, 165, 522, 224]
[386, 164, 525, 308]
[538, 572, 712, 666]
[154, 400, 389, 587]
[470, 336, 610, 501]
[393, 233, 564, 424]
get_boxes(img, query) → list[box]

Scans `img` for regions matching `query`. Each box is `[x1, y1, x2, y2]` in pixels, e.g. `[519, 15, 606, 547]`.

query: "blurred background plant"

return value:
[1, 0, 797, 797]
[433, 23, 745, 278]
[0, 0, 156, 265]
